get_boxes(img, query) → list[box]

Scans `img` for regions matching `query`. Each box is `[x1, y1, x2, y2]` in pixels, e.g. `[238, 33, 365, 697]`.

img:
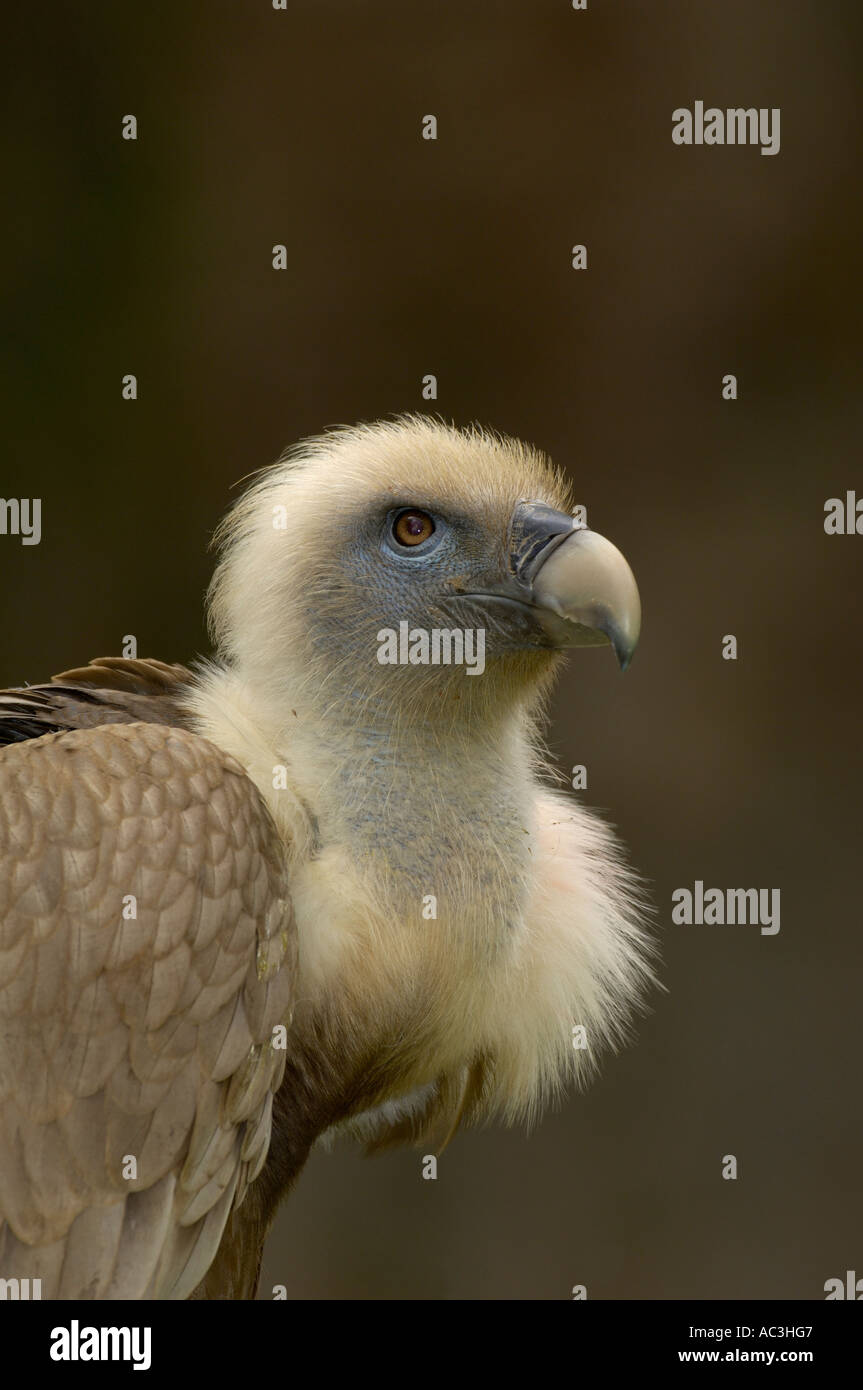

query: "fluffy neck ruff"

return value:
[183, 657, 653, 1153]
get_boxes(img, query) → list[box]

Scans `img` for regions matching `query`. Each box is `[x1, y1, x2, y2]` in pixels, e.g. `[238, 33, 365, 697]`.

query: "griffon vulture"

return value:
[0, 417, 651, 1299]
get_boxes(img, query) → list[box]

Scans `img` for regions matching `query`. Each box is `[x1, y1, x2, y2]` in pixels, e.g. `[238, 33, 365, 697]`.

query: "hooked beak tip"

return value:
[530, 526, 642, 666]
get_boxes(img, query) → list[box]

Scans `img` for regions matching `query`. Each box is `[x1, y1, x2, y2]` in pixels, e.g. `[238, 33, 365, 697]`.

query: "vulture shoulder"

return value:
[0, 708, 296, 1299]
[0, 656, 195, 745]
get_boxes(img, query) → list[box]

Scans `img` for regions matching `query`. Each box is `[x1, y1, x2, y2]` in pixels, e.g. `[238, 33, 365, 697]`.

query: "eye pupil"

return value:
[394, 510, 434, 547]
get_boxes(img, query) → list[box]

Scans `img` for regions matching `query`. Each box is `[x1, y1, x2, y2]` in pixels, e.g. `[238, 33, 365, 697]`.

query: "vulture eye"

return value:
[392, 510, 435, 547]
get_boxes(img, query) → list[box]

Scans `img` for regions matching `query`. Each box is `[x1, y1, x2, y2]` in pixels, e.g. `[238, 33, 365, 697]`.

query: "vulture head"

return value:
[207, 415, 640, 709]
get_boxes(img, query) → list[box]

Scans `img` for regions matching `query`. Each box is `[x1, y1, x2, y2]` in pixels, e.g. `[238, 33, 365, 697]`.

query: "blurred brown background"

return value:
[2, 0, 861, 1298]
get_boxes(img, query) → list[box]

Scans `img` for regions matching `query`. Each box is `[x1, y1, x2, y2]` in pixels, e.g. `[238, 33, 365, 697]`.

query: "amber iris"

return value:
[393, 510, 435, 546]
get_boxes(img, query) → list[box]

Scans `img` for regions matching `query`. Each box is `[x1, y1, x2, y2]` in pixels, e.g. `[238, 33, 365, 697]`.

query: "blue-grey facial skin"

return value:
[302, 497, 599, 677]
[327, 502, 538, 655]
[301, 495, 639, 680]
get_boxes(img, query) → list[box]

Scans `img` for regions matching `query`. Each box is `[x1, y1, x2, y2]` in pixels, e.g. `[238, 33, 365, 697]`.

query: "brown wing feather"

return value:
[0, 720, 296, 1299]
[0, 656, 194, 746]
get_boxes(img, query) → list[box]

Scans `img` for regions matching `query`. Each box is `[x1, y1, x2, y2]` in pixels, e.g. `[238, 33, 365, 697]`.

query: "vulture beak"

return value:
[448, 501, 642, 670]
[517, 503, 642, 671]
